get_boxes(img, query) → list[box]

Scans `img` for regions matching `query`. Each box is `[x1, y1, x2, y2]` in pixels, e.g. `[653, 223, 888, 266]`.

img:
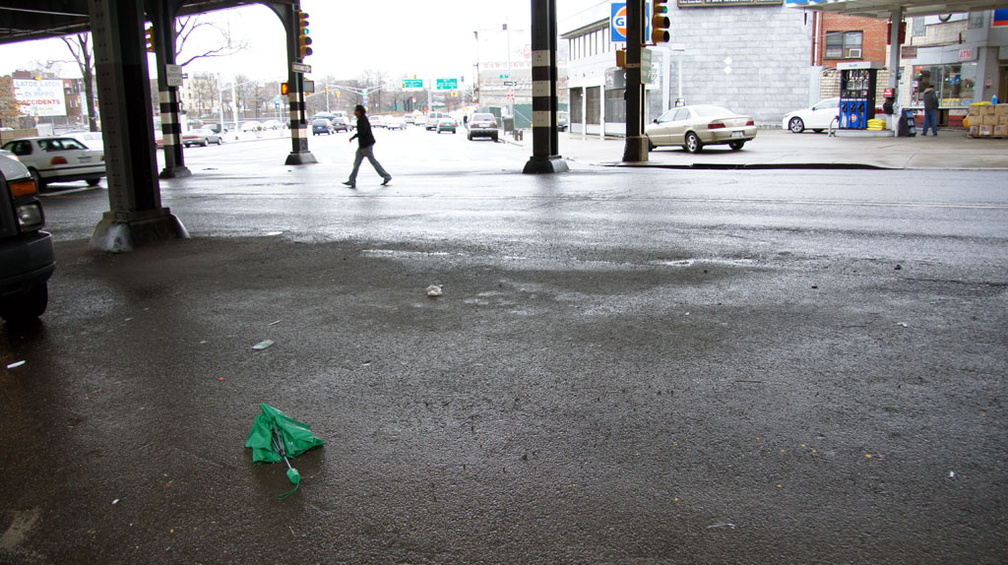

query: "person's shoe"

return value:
[342, 181, 356, 188]
[381, 177, 392, 186]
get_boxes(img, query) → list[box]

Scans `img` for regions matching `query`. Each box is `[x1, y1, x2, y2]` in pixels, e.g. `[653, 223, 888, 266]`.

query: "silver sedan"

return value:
[646, 104, 757, 153]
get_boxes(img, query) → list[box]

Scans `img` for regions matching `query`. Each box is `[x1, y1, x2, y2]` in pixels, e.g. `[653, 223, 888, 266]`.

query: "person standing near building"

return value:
[922, 86, 939, 136]
[343, 104, 391, 188]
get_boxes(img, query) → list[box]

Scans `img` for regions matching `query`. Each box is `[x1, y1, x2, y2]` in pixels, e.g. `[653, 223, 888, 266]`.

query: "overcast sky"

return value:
[0, 1, 606, 83]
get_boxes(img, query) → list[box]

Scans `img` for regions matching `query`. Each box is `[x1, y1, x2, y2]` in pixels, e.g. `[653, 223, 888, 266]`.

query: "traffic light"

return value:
[651, 0, 671, 44]
[144, 25, 155, 53]
[280, 82, 289, 95]
[296, 10, 312, 58]
[616, 49, 627, 69]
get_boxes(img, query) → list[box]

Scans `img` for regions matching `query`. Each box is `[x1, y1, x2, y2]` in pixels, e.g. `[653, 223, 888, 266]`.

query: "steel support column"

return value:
[523, 0, 568, 174]
[622, 0, 648, 162]
[147, 0, 191, 178]
[87, 0, 188, 252]
[267, 1, 316, 165]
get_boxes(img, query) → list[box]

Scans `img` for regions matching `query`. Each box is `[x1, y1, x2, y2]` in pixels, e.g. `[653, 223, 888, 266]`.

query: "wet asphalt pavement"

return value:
[1, 129, 1007, 564]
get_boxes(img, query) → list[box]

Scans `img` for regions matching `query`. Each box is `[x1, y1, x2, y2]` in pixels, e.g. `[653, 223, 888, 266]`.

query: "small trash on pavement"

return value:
[426, 284, 443, 297]
[252, 339, 275, 350]
[6, 360, 26, 369]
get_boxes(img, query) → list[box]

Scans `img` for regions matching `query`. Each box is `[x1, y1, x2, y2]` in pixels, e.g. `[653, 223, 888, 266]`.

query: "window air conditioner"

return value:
[848, 48, 862, 58]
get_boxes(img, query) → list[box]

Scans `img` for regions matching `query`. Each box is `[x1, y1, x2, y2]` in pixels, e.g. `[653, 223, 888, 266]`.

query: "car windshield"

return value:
[312, 119, 328, 125]
[473, 114, 495, 121]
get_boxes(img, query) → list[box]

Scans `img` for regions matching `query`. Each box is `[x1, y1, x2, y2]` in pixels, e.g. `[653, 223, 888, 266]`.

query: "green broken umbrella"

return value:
[245, 403, 324, 499]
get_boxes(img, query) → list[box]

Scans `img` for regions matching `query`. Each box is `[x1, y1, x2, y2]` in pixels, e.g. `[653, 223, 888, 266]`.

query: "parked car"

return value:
[182, 128, 224, 147]
[783, 97, 840, 133]
[240, 121, 261, 132]
[645, 104, 756, 153]
[1, 136, 105, 190]
[557, 111, 569, 132]
[65, 131, 105, 151]
[312, 118, 333, 135]
[467, 113, 499, 141]
[0, 151, 55, 323]
[436, 117, 458, 134]
[426, 112, 450, 131]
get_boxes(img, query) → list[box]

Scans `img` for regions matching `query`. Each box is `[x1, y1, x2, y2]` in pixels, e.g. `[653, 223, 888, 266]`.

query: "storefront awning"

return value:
[785, 0, 1008, 19]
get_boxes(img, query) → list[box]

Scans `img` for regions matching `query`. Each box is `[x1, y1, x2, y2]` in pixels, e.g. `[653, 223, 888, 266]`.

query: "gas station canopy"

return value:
[785, 0, 1008, 19]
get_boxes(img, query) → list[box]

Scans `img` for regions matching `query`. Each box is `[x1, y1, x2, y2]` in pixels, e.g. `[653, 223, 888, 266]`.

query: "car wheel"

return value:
[788, 117, 805, 134]
[28, 168, 46, 191]
[647, 136, 656, 151]
[492, 134, 498, 142]
[468, 134, 473, 140]
[86, 178, 101, 187]
[216, 137, 224, 145]
[728, 140, 745, 151]
[201, 139, 208, 147]
[684, 132, 703, 153]
[0, 284, 48, 324]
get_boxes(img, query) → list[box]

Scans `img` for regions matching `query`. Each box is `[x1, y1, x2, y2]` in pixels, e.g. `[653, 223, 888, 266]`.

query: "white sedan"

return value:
[782, 97, 840, 133]
[0, 136, 105, 190]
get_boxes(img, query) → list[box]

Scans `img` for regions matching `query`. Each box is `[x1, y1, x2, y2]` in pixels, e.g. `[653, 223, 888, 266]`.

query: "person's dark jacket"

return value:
[923, 89, 939, 111]
[352, 115, 376, 148]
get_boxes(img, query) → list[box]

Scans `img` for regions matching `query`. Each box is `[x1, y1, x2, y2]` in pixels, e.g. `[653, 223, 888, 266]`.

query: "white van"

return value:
[425, 112, 450, 131]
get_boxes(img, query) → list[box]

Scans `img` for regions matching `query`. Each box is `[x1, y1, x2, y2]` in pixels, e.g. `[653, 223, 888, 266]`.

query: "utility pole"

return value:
[622, 0, 647, 162]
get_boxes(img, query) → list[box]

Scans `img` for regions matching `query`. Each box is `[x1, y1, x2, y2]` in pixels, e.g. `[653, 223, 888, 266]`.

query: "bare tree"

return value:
[54, 14, 249, 132]
[174, 16, 248, 68]
[0, 76, 21, 129]
[60, 34, 99, 131]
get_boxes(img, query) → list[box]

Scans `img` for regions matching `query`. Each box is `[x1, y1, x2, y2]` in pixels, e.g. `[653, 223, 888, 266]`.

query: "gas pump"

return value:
[837, 61, 883, 129]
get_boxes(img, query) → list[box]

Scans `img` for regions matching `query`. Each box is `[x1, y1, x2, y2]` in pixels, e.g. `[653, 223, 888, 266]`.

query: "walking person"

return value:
[922, 86, 939, 136]
[343, 104, 391, 188]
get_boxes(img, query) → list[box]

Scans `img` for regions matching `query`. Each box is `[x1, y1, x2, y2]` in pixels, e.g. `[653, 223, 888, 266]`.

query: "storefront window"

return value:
[604, 88, 625, 124]
[570, 88, 583, 124]
[586, 86, 601, 125]
[913, 63, 976, 106]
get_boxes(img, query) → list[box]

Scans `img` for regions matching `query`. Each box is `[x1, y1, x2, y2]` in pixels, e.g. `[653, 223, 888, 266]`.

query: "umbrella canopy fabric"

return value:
[245, 403, 324, 464]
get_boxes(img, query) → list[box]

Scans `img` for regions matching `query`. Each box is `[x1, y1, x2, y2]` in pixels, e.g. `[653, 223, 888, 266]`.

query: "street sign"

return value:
[498, 74, 510, 78]
[402, 78, 424, 90]
[436, 78, 458, 91]
[292, 62, 311, 74]
[165, 64, 183, 87]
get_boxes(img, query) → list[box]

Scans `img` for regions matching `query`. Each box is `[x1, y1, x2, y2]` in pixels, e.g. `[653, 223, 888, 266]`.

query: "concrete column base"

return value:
[285, 151, 318, 165]
[522, 155, 569, 174]
[622, 136, 649, 163]
[159, 165, 192, 179]
[89, 208, 189, 253]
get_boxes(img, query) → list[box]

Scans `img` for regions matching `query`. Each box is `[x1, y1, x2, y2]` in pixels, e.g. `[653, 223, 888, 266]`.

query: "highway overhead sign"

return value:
[402, 79, 424, 90]
[436, 78, 458, 91]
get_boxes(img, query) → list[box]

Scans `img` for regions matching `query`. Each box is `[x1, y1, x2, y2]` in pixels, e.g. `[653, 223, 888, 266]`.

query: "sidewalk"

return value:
[509, 128, 1008, 170]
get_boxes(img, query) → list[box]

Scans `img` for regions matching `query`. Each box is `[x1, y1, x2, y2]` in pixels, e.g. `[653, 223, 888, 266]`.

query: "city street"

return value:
[1, 127, 1007, 563]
